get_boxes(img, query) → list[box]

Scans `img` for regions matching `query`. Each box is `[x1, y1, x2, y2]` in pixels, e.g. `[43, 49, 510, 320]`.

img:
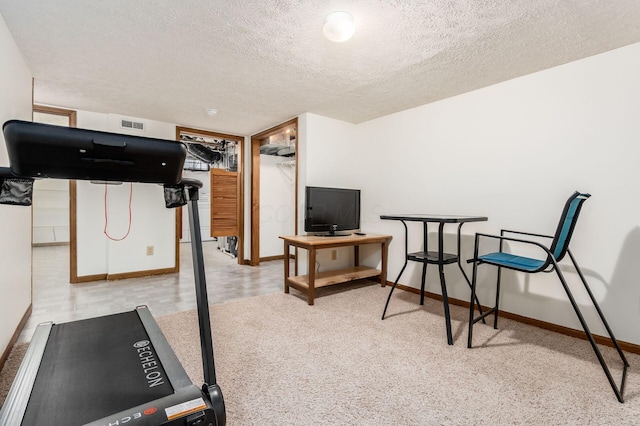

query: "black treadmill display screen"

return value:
[22, 311, 174, 425]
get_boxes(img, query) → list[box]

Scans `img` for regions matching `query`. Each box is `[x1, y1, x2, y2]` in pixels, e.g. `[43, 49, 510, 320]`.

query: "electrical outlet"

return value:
[146, 246, 154, 256]
[331, 250, 337, 261]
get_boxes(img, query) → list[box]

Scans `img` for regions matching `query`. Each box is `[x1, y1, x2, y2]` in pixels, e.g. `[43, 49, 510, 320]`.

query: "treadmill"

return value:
[0, 120, 226, 426]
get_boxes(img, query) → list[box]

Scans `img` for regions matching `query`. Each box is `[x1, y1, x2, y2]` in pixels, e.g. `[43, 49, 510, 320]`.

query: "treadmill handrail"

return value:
[185, 182, 217, 386]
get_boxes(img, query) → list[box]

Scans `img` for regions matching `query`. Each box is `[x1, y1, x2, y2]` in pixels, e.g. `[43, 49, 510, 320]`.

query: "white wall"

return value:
[298, 114, 366, 272]
[304, 114, 360, 187]
[259, 154, 295, 257]
[75, 111, 177, 276]
[0, 13, 33, 355]
[304, 43, 640, 345]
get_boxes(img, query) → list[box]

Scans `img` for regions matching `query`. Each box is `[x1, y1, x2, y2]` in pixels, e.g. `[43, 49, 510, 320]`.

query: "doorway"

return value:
[250, 118, 298, 266]
[32, 105, 79, 282]
[175, 126, 244, 268]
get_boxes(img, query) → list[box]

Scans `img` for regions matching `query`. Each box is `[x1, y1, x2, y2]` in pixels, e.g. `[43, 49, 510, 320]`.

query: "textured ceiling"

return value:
[2, 1, 640, 135]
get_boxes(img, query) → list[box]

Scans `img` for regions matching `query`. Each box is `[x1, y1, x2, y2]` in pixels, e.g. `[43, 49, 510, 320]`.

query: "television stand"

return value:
[280, 233, 392, 305]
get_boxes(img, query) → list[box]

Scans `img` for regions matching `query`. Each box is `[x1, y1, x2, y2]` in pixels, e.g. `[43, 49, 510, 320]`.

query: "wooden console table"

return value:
[280, 233, 392, 305]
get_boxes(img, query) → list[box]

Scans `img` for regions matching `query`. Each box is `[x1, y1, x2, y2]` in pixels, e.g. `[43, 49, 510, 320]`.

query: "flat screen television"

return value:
[305, 186, 360, 236]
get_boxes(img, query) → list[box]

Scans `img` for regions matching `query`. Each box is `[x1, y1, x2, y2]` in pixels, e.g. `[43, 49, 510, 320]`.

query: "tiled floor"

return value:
[19, 241, 287, 343]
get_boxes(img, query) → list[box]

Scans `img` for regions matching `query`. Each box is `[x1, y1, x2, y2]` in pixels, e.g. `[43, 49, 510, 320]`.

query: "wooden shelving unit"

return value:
[280, 233, 392, 305]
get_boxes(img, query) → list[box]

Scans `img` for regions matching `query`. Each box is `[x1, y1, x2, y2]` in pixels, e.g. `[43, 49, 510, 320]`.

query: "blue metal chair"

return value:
[467, 192, 628, 402]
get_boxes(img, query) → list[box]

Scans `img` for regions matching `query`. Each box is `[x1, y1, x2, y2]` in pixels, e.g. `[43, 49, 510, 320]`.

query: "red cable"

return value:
[103, 182, 133, 241]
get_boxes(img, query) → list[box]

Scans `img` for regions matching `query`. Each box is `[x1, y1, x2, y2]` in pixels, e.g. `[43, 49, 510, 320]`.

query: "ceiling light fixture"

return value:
[323, 11, 355, 42]
[206, 108, 218, 117]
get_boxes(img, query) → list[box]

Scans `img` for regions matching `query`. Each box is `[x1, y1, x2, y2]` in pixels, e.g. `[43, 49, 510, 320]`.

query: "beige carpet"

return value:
[1, 283, 639, 425]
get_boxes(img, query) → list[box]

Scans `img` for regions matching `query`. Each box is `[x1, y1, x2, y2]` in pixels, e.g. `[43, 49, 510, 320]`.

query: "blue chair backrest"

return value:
[549, 192, 590, 262]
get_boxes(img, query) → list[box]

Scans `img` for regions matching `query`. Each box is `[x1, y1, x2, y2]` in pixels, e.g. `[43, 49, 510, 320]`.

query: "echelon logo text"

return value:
[133, 340, 165, 388]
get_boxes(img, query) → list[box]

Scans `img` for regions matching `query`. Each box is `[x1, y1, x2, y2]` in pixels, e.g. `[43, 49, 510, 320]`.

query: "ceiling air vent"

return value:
[120, 119, 145, 131]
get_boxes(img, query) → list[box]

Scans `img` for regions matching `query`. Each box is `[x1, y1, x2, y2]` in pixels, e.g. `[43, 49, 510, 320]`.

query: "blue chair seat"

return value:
[478, 252, 545, 272]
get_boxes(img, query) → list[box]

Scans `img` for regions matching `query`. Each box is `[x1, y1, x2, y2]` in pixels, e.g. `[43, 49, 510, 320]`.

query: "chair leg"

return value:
[467, 258, 480, 348]
[468, 263, 501, 347]
[456, 223, 485, 324]
[568, 251, 629, 366]
[554, 258, 627, 403]
[494, 265, 502, 329]
[566, 251, 629, 402]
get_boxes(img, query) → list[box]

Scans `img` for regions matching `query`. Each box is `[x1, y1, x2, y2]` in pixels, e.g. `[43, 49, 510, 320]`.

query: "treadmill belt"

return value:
[22, 311, 174, 425]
